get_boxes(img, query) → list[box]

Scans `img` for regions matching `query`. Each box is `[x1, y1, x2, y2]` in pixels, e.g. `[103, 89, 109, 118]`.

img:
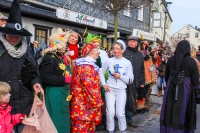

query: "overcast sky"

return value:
[167, 0, 200, 34]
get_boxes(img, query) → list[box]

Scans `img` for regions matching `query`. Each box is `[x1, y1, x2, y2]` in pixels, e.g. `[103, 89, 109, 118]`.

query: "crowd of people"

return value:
[1, 0, 200, 133]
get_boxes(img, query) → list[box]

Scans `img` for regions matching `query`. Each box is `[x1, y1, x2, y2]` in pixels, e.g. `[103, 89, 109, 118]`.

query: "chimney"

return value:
[195, 26, 197, 29]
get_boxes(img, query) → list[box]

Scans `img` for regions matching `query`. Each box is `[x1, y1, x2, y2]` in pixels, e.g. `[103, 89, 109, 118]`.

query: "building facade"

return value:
[172, 24, 200, 49]
[150, 0, 173, 46]
[1, 0, 153, 49]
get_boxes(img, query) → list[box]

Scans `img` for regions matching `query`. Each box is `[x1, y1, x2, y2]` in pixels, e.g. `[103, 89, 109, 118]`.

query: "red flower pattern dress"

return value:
[70, 64, 103, 133]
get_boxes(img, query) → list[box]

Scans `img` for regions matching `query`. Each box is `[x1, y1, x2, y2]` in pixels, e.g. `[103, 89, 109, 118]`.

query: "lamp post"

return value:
[161, 2, 172, 43]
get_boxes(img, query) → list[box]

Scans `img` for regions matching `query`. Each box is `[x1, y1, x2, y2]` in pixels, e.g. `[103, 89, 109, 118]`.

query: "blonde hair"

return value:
[191, 48, 196, 58]
[0, 82, 11, 97]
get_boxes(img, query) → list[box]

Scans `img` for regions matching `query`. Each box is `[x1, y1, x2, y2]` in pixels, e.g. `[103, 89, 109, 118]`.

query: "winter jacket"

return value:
[0, 41, 40, 116]
[0, 104, 24, 133]
[123, 46, 145, 88]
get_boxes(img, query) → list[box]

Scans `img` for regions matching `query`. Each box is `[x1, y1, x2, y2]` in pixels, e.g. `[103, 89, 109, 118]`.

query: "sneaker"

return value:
[109, 131, 114, 133]
[121, 130, 126, 133]
[127, 122, 138, 128]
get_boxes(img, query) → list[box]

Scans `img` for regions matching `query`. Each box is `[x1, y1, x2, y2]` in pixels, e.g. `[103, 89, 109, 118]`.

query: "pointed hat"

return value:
[0, 0, 32, 36]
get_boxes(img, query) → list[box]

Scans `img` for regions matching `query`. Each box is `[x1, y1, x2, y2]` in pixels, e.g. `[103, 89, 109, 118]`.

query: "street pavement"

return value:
[97, 95, 200, 133]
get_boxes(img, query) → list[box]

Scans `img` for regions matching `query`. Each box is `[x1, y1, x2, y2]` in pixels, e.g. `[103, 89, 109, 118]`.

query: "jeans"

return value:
[125, 109, 132, 123]
[16, 123, 24, 133]
[157, 76, 166, 88]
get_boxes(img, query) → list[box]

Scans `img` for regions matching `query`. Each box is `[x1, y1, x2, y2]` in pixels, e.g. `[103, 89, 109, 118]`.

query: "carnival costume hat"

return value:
[44, 28, 72, 54]
[0, 0, 32, 36]
[86, 33, 102, 44]
[81, 43, 98, 57]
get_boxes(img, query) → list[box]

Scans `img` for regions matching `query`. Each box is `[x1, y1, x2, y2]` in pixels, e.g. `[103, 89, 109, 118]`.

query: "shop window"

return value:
[138, 5, 143, 21]
[33, 24, 53, 45]
[195, 33, 199, 38]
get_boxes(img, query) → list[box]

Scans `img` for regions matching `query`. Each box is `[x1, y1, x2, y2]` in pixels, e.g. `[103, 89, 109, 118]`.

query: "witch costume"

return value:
[0, 0, 41, 132]
[160, 40, 200, 133]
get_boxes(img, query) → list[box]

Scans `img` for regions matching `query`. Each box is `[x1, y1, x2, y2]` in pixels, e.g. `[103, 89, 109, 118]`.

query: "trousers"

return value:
[105, 87, 127, 131]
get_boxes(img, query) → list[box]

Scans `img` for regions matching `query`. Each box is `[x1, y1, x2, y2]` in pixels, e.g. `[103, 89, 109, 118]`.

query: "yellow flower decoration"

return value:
[66, 95, 72, 101]
[59, 63, 66, 70]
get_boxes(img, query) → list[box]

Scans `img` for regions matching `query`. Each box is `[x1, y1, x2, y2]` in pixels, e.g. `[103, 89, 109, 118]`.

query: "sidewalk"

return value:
[96, 95, 163, 133]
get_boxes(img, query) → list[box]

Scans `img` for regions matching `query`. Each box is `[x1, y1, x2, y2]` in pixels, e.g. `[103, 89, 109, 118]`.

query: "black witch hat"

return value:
[0, 0, 32, 36]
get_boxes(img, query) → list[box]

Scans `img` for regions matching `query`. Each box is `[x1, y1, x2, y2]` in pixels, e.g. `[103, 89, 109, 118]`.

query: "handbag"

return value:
[126, 78, 137, 113]
[21, 94, 58, 133]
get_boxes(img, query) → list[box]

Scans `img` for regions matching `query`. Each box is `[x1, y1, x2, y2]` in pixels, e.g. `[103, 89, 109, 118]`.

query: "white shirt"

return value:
[100, 57, 134, 89]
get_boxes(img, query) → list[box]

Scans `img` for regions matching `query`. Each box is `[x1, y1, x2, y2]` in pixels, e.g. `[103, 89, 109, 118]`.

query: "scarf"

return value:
[0, 34, 27, 58]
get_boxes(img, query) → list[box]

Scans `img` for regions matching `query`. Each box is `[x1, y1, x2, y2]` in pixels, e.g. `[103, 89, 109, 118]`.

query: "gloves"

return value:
[65, 76, 72, 83]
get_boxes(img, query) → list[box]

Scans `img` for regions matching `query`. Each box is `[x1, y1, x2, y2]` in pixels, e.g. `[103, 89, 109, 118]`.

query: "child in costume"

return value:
[0, 81, 26, 133]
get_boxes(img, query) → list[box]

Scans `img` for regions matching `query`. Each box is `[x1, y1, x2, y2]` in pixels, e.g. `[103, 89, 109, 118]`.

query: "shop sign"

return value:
[56, 8, 107, 29]
[132, 29, 156, 42]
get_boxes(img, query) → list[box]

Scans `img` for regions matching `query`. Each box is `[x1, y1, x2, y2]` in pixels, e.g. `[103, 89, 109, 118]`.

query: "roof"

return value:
[172, 24, 200, 36]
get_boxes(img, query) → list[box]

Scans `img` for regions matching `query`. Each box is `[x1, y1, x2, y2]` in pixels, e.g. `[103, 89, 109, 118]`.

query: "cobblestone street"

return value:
[97, 95, 200, 133]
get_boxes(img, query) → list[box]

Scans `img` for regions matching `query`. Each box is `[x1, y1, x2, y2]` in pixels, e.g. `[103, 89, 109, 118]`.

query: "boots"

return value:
[157, 87, 162, 97]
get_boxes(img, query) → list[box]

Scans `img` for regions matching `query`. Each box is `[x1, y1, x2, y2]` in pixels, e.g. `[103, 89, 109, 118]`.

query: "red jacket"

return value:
[0, 104, 24, 133]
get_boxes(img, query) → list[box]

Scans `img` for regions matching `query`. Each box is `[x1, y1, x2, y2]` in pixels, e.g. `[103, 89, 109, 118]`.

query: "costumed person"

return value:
[191, 47, 200, 81]
[139, 41, 157, 112]
[101, 40, 134, 133]
[0, 0, 43, 132]
[0, 13, 7, 27]
[123, 36, 144, 128]
[0, 82, 26, 133]
[68, 29, 82, 59]
[156, 51, 167, 97]
[160, 40, 200, 133]
[67, 29, 82, 73]
[86, 33, 109, 129]
[70, 43, 103, 132]
[39, 28, 72, 133]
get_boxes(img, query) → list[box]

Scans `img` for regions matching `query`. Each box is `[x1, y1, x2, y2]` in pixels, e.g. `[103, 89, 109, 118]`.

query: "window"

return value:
[33, 24, 53, 44]
[84, 0, 93, 3]
[138, 5, 143, 21]
[124, 2, 130, 17]
[187, 27, 190, 30]
[124, 10, 130, 17]
[187, 33, 190, 38]
[195, 33, 199, 38]
[178, 33, 182, 38]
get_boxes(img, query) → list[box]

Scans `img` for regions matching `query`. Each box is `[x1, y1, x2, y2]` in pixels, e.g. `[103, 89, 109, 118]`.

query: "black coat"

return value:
[0, 41, 40, 115]
[123, 47, 145, 88]
[39, 54, 65, 87]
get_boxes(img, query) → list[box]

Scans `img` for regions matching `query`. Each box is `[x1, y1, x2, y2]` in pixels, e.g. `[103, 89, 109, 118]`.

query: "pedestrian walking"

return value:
[100, 40, 134, 133]
[160, 40, 200, 133]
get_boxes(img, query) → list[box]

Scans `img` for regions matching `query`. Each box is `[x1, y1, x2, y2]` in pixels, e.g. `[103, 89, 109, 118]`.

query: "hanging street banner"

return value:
[56, 8, 107, 29]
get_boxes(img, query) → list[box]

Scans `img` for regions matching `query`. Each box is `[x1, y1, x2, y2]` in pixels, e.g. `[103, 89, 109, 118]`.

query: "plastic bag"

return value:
[126, 79, 137, 113]
[21, 94, 58, 133]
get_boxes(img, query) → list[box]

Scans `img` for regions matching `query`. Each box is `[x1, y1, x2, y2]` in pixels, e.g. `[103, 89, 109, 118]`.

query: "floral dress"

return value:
[70, 57, 103, 133]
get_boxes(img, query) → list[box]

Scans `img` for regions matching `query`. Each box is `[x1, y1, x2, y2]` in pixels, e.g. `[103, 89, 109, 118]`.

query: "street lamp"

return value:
[161, 2, 172, 43]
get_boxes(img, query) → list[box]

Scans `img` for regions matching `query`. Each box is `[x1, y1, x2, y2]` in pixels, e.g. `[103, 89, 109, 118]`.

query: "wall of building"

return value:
[173, 25, 200, 49]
